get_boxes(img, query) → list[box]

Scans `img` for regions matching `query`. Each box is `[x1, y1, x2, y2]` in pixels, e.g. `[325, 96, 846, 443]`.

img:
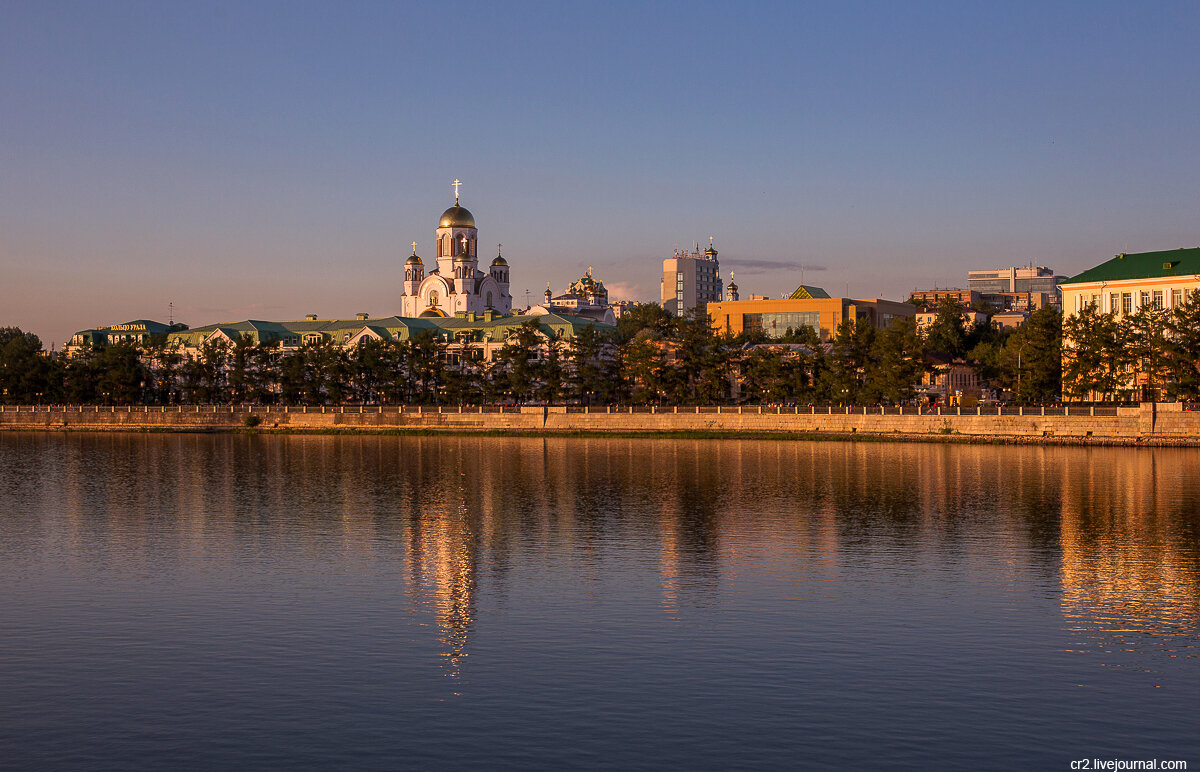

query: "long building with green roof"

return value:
[1060, 247, 1200, 318]
[165, 310, 606, 361]
[1060, 246, 1200, 401]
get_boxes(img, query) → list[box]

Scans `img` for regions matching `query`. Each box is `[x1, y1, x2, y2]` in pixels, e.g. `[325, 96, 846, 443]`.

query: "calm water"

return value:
[0, 433, 1197, 770]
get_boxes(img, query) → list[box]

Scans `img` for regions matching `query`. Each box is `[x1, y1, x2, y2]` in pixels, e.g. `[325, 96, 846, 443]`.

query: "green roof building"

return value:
[1060, 247, 1200, 318]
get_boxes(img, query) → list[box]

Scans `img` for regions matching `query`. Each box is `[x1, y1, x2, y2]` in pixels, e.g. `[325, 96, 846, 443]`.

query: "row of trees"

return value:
[3, 300, 1068, 406]
[1062, 295, 1200, 401]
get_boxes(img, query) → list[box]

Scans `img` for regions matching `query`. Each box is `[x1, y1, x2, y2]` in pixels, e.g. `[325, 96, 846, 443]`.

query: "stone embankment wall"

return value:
[2, 403, 1199, 441]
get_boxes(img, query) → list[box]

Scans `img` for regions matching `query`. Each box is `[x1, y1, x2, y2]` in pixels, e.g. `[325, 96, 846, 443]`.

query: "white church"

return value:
[401, 181, 513, 318]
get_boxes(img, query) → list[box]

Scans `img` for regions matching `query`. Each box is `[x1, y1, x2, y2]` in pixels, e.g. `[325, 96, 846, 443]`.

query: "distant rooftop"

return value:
[1061, 247, 1200, 285]
[788, 285, 831, 300]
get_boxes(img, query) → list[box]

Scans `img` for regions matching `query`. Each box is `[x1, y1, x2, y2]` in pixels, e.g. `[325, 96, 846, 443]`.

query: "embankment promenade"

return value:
[2, 402, 1200, 444]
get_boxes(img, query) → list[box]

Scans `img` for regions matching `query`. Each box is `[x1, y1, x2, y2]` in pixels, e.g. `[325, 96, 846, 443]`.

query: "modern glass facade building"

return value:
[967, 266, 1065, 307]
[707, 294, 915, 341]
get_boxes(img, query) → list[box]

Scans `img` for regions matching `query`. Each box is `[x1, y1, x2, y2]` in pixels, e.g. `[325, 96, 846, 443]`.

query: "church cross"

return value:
[411, 241, 418, 254]
[452, 178, 462, 203]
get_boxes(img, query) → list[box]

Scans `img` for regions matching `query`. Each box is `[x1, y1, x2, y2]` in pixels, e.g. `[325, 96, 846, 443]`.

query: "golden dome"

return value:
[439, 204, 476, 229]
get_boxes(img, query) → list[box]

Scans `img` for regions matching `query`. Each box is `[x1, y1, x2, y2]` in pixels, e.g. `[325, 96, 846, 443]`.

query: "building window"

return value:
[1090, 294, 1099, 308]
[1153, 290, 1163, 308]
[1110, 293, 1119, 313]
[1121, 293, 1132, 315]
[743, 312, 821, 339]
[1140, 291, 1151, 308]
[1172, 289, 1183, 307]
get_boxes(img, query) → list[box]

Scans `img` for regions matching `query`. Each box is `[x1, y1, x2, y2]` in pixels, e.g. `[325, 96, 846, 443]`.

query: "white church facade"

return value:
[401, 181, 513, 318]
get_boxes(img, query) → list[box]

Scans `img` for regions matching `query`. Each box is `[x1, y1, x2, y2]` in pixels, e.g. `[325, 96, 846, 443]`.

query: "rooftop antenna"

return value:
[169, 302, 174, 326]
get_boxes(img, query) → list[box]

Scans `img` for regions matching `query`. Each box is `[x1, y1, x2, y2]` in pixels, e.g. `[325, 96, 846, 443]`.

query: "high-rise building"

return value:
[967, 266, 1065, 308]
[661, 239, 724, 316]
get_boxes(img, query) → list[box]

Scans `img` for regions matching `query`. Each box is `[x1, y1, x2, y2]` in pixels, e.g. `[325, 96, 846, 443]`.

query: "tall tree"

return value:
[822, 317, 876, 404]
[1126, 303, 1170, 400]
[1062, 305, 1126, 401]
[923, 296, 972, 358]
[1164, 292, 1200, 400]
[672, 307, 727, 404]
[981, 307, 1063, 403]
[490, 319, 544, 404]
[94, 343, 150, 404]
[567, 324, 612, 405]
[0, 328, 59, 403]
[622, 331, 669, 405]
[616, 303, 673, 343]
[866, 317, 925, 404]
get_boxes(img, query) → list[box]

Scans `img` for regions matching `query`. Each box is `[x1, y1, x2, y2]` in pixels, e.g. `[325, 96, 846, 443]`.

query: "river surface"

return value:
[0, 433, 1197, 770]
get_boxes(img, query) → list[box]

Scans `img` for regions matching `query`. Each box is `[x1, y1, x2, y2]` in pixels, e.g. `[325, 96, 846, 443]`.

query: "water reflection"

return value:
[5, 434, 1200, 680]
[1058, 451, 1200, 675]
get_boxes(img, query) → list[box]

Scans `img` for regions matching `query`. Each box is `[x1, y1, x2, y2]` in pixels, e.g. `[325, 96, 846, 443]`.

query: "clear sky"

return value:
[3, 1, 1199, 347]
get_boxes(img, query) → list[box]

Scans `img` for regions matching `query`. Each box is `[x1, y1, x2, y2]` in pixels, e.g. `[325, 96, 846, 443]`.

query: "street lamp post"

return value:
[1016, 338, 1031, 403]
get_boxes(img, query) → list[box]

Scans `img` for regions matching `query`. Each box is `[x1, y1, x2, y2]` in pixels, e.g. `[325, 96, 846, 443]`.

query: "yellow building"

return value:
[1059, 247, 1200, 318]
[1060, 247, 1200, 401]
[706, 288, 915, 341]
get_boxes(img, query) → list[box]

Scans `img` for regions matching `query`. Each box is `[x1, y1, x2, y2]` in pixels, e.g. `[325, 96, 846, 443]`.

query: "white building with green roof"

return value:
[1060, 247, 1200, 317]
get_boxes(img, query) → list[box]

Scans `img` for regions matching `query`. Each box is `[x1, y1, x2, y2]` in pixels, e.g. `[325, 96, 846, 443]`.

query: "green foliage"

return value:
[1005, 308, 1062, 403]
[0, 328, 59, 403]
[29, 295, 1192, 408]
[1126, 304, 1170, 399]
[866, 317, 925, 404]
[615, 303, 672, 343]
[1165, 293, 1200, 399]
[1062, 305, 1127, 401]
[923, 296, 972, 357]
[821, 317, 876, 404]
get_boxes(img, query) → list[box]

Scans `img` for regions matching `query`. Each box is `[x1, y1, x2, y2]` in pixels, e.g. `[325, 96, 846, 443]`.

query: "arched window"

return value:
[429, 290, 439, 307]
[486, 291, 493, 308]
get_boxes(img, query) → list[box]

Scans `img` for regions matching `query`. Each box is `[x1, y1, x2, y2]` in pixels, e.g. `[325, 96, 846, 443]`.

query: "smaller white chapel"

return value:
[401, 181, 513, 318]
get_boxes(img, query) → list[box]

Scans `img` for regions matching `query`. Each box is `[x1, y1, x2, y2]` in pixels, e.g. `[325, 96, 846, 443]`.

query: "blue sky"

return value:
[3, 1, 1199, 346]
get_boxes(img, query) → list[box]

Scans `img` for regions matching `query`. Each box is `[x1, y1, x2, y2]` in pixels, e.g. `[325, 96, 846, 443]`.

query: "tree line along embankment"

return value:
[2, 403, 1199, 444]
